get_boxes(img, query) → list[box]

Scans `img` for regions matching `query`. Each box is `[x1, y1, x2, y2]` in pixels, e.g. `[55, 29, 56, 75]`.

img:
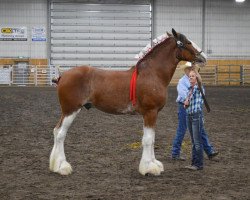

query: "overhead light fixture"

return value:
[235, 0, 245, 3]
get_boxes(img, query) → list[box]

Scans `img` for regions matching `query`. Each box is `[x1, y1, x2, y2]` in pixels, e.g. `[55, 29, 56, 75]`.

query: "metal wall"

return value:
[153, 0, 250, 59]
[205, 0, 250, 58]
[0, 0, 250, 62]
[0, 0, 47, 58]
[153, 0, 203, 49]
[50, 0, 151, 67]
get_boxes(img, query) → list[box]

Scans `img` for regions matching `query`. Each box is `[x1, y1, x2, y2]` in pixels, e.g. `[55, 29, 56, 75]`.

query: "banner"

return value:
[32, 27, 46, 41]
[0, 27, 27, 41]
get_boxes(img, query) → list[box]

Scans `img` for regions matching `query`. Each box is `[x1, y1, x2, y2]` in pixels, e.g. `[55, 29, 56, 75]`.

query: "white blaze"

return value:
[190, 39, 207, 60]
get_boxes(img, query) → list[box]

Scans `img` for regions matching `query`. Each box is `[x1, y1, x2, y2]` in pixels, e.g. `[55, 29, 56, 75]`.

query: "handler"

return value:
[184, 69, 205, 170]
[171, 62, 218, 161]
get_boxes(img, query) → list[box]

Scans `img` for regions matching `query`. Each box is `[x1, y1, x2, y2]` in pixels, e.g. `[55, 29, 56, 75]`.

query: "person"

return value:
[171, 62, 218, 161]
[184, 69, 205, 170]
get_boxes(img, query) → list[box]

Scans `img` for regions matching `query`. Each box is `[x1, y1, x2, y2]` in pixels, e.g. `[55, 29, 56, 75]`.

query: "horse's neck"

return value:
[144, 40, 179, 86]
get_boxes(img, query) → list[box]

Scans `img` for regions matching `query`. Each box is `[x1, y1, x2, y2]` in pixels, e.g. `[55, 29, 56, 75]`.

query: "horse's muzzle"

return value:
[195, 52, 207, 65]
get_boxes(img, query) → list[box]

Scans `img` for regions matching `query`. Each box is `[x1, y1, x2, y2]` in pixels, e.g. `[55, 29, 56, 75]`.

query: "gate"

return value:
[0, 66, 11, 85]
[0, 65, 58, 86]
[243, 65, 250, 85]
[12, 63, 31, 86]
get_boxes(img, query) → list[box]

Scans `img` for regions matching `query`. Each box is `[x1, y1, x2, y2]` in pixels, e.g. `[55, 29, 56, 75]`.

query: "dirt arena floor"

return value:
[0, 86, 249, 200]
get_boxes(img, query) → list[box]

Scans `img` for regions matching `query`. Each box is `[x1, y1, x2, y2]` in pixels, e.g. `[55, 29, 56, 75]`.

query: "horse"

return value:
[49, 28, 207, 176]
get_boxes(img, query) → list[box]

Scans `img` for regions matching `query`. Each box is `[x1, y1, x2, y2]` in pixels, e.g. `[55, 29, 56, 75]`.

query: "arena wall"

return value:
[0, 0, 250, 86]
[0, 0, 47, 59]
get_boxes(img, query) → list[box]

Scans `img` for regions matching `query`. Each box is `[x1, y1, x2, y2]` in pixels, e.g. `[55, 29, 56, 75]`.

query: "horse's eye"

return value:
[187, 42, 192, 45]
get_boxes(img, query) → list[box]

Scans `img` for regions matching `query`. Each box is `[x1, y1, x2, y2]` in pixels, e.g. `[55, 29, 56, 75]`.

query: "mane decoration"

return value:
[134, 33, 169, 60]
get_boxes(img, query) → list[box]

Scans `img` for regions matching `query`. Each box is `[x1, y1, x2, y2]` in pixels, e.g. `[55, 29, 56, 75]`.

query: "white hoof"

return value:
[139, 160, 163, 176]
[50, 157, 72, 175]
[57, 161, 72, 175]
[153, 159, 164, 172]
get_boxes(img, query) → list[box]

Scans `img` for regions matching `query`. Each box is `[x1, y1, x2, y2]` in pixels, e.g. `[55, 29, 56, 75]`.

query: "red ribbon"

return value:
[130, 67, 138, 106]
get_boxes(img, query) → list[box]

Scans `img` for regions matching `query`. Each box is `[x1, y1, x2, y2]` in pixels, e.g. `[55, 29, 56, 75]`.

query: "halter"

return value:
[175, 37, 203, 62]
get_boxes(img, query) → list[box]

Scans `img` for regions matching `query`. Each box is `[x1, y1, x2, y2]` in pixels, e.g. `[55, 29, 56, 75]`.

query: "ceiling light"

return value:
[235, 0, 245, 3]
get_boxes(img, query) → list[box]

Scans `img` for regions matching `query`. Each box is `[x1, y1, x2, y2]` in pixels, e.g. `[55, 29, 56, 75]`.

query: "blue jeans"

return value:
[186, 111, 203, 169]
[171, 103, 214, 157]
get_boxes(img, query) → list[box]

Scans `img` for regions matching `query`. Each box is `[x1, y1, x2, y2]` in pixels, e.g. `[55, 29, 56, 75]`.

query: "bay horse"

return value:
[50, 29, 207, 176]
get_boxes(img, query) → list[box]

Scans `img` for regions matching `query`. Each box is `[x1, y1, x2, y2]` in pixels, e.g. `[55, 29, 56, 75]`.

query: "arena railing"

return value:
[242, 65, 250, 85]
[0, 64, 250, 86]
[171, 65, 250, 86]
[0, 65, 58, 86]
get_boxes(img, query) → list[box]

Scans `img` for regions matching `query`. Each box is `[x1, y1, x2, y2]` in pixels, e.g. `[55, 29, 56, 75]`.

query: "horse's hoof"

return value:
[139, 161, 162, 176]
[58, 161, 72, 175]
[154, 159, 164, 172]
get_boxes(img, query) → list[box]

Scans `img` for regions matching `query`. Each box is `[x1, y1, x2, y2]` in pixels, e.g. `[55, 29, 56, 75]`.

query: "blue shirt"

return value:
[186, 85, 204, 114]
[176, 74, 205, 103]
[176, 75, 191, 103]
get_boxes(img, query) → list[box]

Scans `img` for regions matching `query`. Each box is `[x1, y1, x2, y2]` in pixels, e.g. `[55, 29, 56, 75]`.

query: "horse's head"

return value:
[168, 28, 207, 66]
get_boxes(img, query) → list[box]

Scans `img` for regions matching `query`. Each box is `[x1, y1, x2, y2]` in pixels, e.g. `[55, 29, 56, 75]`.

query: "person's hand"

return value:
[196, 72, 202, 83]
[192, 67, 202, 83]
[184, 98, 189, 109]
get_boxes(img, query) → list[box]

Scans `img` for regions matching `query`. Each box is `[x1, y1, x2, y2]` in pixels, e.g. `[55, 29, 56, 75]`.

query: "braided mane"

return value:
[134, 33, 170, 64]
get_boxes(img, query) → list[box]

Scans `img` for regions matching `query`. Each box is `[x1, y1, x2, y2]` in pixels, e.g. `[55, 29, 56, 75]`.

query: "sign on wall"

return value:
[0, 27, 27, 41]
[32, 27, 46, 41]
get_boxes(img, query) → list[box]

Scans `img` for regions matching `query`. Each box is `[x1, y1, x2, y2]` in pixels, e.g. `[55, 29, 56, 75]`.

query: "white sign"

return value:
[32, 27, 46, 41]
[0, 27, 27, 41]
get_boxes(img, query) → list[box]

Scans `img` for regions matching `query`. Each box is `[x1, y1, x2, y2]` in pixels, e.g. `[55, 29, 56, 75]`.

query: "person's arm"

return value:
[177, 79, 189, 102]
[192, 65, 202, 83]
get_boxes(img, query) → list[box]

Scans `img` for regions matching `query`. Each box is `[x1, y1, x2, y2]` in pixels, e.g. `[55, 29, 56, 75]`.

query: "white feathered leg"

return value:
[50, 109, 80, 175]
[139, 127, 164, 176]
[152, 140, 164, 173]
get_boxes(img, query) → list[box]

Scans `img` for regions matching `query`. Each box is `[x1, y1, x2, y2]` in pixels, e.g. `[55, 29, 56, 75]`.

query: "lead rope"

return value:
[197, 69, 211, 113]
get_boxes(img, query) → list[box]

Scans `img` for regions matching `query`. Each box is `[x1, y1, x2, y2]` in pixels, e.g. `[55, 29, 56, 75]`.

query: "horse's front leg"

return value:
[139, 110, 164, 176]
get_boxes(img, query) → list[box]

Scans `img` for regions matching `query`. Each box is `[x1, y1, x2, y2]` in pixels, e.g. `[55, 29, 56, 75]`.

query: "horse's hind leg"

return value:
[49, 109, 80, 175]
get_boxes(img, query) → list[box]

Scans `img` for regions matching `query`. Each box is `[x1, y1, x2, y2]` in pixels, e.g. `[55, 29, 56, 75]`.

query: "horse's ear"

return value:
[172, 28, 178, 38]
[167, 32, 172, 37]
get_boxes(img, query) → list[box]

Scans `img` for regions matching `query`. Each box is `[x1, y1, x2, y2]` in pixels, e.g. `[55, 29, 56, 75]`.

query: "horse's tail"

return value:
[52, 65, 63, 85]
[52, 76, 61, 85]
